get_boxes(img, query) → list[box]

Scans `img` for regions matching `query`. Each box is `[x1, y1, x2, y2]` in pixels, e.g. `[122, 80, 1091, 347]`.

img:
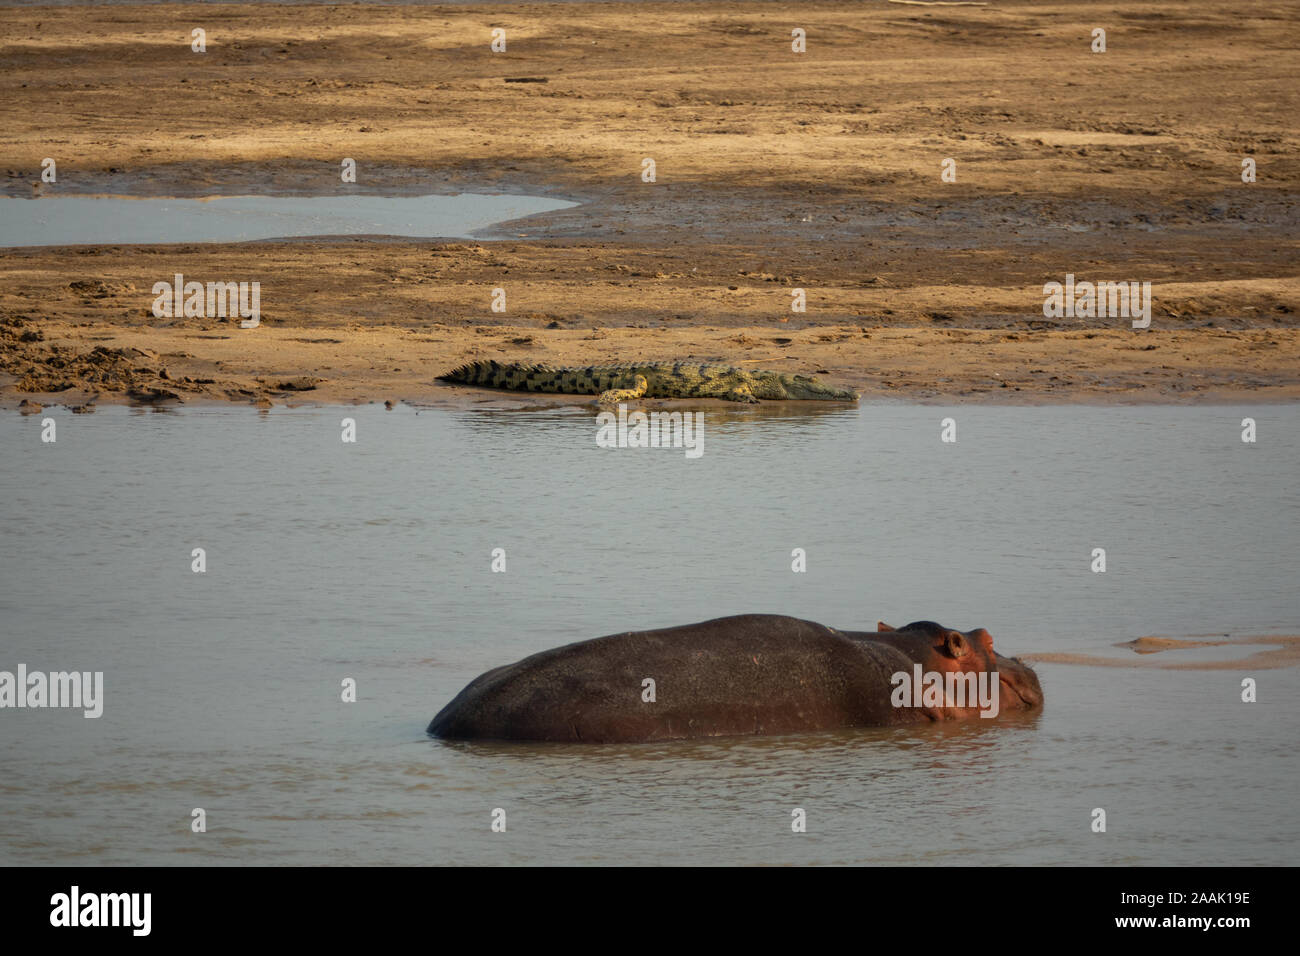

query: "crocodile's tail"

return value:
[438, 360, 572, 393]
[438, 360, 512, 386]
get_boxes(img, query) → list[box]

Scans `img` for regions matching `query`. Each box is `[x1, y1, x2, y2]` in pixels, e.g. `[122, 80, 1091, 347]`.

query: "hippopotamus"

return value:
[427, 614, 1043, 743]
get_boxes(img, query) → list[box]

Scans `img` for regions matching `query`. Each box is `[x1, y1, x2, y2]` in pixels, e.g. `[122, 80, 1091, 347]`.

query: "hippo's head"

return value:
[877, 620, 1044, 712]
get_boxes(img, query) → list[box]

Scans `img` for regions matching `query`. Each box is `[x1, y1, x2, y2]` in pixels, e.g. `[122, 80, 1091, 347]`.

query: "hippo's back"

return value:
[428, 614, 911, 742]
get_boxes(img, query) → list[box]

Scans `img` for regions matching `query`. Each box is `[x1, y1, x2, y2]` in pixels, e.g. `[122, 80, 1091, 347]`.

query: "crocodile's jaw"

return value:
[783, 382, 860, 401]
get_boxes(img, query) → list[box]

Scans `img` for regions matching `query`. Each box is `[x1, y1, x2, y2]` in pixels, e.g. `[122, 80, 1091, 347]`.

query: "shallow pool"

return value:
[0, 193, 578, 247]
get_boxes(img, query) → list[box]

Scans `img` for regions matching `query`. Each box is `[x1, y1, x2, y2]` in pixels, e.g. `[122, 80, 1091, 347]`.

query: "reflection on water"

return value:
[0, 193, 578, 247]
[446, 395, 857, 424]
[0, 402, 1296, 865]
[440, 709, 1044, 765]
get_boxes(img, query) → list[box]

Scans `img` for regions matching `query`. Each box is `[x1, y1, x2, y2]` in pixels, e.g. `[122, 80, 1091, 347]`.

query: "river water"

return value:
[1, 401, 1296, 865]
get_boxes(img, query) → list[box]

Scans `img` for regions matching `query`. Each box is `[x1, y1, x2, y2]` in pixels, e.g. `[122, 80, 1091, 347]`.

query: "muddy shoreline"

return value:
[2, 0, 1297, 408]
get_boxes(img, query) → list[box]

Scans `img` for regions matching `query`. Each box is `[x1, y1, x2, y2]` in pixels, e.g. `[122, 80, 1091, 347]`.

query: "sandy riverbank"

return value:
[1026, 634, 1300, 671]
[2, 0, 1296, 408]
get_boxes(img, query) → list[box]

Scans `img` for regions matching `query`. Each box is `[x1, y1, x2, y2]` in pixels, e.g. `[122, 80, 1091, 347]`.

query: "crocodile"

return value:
[437, 360, 860, 403]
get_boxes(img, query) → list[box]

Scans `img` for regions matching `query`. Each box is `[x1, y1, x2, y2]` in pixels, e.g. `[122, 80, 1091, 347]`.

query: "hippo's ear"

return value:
[942, 630, 971, 659]
[877, 621, 894, 632]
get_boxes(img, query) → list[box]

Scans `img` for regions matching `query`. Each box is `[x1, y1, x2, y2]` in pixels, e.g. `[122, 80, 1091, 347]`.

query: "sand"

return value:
[1025, 635, 1300, 671]
[1, 0, 1296, 408]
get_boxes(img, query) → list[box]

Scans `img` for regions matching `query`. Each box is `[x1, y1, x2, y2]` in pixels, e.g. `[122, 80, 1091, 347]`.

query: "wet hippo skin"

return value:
[428, 614, 1044, 743]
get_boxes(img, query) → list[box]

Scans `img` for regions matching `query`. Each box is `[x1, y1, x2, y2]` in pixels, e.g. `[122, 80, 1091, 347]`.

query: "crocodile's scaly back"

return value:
[438, 361, 859, 403]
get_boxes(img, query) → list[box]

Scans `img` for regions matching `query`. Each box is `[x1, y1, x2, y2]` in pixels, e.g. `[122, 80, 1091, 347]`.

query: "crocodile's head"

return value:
[781, 374, 860, 402]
